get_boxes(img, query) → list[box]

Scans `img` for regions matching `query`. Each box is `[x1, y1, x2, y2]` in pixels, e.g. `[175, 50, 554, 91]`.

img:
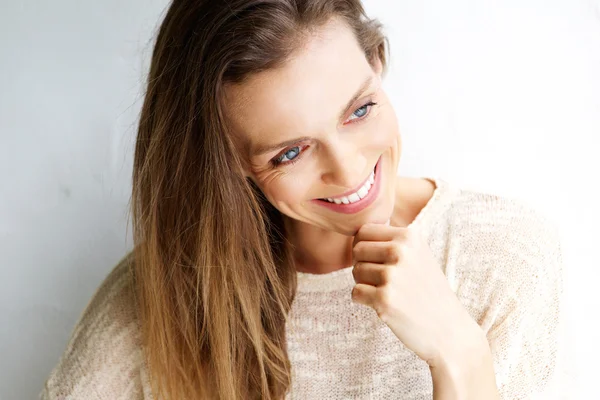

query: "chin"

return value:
[330, 200, 396, 236]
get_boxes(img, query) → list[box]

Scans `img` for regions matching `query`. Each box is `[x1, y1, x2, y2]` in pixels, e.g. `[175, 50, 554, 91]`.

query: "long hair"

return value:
[130, 0, 388, 398]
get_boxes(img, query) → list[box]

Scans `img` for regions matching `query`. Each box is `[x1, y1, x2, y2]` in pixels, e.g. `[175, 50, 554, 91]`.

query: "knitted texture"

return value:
[40, 177, 574, 399]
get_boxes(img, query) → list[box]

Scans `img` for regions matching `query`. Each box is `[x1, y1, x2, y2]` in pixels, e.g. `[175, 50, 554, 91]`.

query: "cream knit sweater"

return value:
[40, 177, 575, 399]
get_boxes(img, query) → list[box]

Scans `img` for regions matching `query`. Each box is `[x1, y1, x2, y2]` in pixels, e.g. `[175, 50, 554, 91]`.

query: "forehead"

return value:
[222, 18, 376, 157]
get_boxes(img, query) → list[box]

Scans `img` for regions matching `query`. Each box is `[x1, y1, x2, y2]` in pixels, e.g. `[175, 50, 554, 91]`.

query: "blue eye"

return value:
[348, 101, 377, 122]
[274, 146, 301, 165]
[353, 105, 368, 118]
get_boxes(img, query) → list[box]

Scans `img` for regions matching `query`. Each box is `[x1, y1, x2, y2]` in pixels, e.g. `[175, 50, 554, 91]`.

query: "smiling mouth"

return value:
[317, 163, 377, 205]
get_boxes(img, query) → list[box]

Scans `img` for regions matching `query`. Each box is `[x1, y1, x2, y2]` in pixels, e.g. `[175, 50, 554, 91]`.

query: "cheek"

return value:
[363, 109, 399, 149]
[260, 173, 316, 205]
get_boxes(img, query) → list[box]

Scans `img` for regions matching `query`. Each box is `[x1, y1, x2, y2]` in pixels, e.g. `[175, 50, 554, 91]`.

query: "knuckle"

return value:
[354, 225, 368, 240]
[401, 228, 416, 242]
[380, 266, 394, 283]
[386, 245, 400, 263]
[353, 242, 365, 254]
[393, 232, 407, 244]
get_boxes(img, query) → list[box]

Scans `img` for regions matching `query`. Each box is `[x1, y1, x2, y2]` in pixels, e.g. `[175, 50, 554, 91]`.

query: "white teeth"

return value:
[323, 167, 376, 204]
[356, 186, 369, 199]
[347, 193, 361, 203]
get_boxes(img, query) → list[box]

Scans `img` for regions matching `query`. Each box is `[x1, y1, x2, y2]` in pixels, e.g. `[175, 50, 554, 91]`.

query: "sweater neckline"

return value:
[295, 176, 451, 293]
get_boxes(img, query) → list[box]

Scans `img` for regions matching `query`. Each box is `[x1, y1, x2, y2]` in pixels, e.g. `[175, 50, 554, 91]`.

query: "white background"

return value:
[1, 0, 598, 399]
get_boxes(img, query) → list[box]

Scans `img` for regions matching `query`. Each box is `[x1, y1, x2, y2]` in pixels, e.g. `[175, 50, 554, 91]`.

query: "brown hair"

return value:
[130, 0, 388, 399]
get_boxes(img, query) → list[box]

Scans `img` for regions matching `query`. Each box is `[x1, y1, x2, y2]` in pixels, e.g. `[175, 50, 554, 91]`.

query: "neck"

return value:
[284, 216, 354, 274]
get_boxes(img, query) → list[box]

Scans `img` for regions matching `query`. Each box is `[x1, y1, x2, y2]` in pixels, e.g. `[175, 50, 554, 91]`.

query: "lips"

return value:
[311, 156, 383, 214]
[319, 167, 375, 202]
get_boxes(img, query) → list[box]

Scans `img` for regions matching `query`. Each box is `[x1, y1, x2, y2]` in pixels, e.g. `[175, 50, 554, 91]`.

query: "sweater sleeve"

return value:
[39, 253, 148, 400]
[481, 204, 568, 400]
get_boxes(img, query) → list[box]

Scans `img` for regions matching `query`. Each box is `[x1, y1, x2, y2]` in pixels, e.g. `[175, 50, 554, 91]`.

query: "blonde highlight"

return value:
[130, 1, 388, 398]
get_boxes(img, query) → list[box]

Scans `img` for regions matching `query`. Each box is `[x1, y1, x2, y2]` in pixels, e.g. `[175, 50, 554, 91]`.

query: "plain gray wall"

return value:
[1, 1, 598, 399]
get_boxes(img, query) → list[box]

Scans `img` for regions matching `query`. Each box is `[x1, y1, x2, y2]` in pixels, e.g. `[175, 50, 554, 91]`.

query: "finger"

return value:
[351, 283, 377, 306]
[352, 262, 386, 286]
[353, 224, 415, 250]
[353, 223, 396, 245]
[352, 241, 394, 264]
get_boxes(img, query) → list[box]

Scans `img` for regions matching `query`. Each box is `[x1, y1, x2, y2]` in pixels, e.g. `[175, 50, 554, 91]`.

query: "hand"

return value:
[350, 223, 485, 368]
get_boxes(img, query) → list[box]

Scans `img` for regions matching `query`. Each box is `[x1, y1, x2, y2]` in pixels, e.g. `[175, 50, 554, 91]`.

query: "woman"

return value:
[40, 0, 566, 399]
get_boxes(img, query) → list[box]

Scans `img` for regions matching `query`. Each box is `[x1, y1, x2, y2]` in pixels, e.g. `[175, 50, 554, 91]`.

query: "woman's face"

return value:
[223, 18, 402, 236]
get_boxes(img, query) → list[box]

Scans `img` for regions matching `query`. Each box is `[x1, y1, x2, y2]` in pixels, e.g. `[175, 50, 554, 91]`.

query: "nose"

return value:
[319, 142, 367, 190]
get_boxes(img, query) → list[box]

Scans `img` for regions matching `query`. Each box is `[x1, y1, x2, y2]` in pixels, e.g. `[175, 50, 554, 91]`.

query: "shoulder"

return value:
[436, 183, 564, 297]
[429, 179, 562, 260]
[451, 185, 559, 233]
[40, 251, 148, 400]
[449, 184, 562, 255]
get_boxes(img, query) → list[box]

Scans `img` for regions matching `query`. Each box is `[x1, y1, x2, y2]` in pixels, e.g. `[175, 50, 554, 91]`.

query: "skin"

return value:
[223, 17, 436, 274]
[223, 17, 501, 398]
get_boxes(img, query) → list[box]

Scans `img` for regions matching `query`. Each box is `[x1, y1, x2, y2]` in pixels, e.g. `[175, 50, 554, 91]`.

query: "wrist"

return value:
[430, 328, 498, 400]
[432, 334, 492, 382]
[432, 317, 489, 370]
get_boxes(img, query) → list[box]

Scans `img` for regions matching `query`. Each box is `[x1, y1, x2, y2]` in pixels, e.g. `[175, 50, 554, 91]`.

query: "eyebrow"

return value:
[251, 75, 375, 157]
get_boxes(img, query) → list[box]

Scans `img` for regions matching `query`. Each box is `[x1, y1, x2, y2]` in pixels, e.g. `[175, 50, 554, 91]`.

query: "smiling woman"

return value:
[39, 0, 568, 399]
[221, 17, 408, 265]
